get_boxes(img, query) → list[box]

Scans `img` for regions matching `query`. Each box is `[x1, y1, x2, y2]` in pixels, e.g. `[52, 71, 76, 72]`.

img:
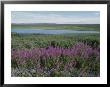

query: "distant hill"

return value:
[11, 23, 100, 31]
[12, 23, 100, 26]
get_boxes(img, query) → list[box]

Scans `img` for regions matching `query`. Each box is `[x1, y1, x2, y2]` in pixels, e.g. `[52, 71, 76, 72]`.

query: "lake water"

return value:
[11, 29, 99, 34]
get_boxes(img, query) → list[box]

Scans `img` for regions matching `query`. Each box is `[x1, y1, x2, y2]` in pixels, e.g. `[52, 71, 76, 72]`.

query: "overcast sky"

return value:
[11, 11, 100, 24]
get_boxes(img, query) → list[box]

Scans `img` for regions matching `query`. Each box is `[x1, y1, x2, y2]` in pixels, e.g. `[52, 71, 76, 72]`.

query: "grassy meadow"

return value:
[11, 24, 100, 77]
[12, 24, 100, 31]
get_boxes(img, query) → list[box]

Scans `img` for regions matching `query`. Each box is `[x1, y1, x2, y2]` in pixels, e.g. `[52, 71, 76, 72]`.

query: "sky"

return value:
[11, 11, 100, 24]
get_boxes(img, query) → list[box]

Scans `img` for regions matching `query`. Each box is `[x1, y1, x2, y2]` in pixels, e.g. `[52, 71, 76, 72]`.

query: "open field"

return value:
[11, 33, 100, 77]
[11, 24, 100, 31]
[11, 33, 100, 49]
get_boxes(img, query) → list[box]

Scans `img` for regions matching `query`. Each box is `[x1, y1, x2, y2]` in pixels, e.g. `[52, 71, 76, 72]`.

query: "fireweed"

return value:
[11, 42, 100, 77]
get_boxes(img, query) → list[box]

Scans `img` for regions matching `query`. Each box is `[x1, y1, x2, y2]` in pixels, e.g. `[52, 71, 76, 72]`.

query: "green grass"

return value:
[11, 33, 100, 49]
[11, 24, 100, 31]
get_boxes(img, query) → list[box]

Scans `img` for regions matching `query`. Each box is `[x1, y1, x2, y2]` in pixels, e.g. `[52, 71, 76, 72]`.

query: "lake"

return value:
[11, 29, 99, 34]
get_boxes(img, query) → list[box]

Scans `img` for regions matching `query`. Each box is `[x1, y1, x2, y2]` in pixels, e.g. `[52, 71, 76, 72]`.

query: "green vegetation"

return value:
[11, 24, 100, 31]
[11, 33, 100, 49]
[11, 33, 100, 77]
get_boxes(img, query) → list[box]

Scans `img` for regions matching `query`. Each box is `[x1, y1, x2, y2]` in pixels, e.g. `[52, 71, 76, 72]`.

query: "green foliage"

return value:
[11, 59, 18, 68]
[11, 33, 99, 49]
[11, 56, 100, 77]
[12, 24, 100, 31]
[11, 33, 100, 77]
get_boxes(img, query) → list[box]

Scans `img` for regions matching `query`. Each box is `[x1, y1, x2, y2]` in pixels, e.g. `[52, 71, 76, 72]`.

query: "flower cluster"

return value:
[12, 42, 100, 61]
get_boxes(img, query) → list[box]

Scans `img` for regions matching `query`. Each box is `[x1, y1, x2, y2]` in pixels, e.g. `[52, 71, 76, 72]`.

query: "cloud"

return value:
[11, 11, 100, 24]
